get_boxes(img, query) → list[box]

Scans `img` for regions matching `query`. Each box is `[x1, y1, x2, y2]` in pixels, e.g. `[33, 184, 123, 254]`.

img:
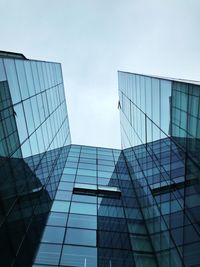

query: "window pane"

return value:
[68, 214, 97, 229]
[65, 228, 96, 246]
[34, 244, 62, 265]
[77, 169, 96, 177]
[51, 201, 70, 213]
[14, 103, 28, 143]
[72, 194, 97, 204]
[55, 190, 72, 201]
[24, 60, 35, 96]
[4, 59, 21, 103]
[41, 226, 65, 243]
[15, 59, 29, 99]
[60, 245, 97, 267]
[70, 202, 97, 215]
[46, 212, 68, 227]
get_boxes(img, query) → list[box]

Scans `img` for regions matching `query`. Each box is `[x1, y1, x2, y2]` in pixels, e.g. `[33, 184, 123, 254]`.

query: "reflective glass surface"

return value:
[0, 53, 71, 266]
[1, 52, 200, 267]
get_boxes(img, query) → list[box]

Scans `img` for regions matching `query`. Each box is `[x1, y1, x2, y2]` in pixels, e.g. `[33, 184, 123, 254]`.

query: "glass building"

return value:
[0, 51, 71, 266]
[118, 71, 200, 266]
[0, 51, 200, 266]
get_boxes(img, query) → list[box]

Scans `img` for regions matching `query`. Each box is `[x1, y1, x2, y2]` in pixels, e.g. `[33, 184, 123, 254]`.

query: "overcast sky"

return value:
[0, 0, 200, 148]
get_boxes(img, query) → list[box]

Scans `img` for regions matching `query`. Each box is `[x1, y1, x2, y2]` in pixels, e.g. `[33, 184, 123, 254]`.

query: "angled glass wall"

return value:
[33, 144, 157, 267]
[1, 51, 200, 267]
[119, 71, 200, 267]
[0, 52, 71, 266]
[118, 71, 200, 165]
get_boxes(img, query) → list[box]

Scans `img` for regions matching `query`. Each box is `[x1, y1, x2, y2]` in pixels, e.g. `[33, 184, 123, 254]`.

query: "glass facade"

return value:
[0, 52, 200, 266]
[33, 145, 137, 267]
[0, 52, 71, 266]
[119, 71, 200, 266]
[118, 71, 200, 164]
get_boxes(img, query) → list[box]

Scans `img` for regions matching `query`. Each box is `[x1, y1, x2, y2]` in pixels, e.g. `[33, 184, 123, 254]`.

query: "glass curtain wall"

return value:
[34, 145, 158, 267]
[0, 54, 71, 266]
[119, 71, 200, 266]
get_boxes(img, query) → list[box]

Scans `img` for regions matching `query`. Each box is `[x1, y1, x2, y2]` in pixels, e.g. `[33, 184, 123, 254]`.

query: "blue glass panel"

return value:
[130, 235, 152, 252]
[98, 205, 124, 218]
[37, 62, 45, 91]
[60, 245, 97, 267]
[72, 194, 97, 204]
[68, 214, 97, 229]
[0, 59, 6, 81]
[31, 61, 41, 93]
[61, 174, 75, 182]
[15, 60, 29, 99]
[77, 169, 96, 177]
[34, 243, 62, 265]
[46, 212, 68, 227]
[23, 99, 35, 135]
[70, 202, 97, 215]
[65, 228, 96, 246]
[51, 201, 70, 213]
[41, 226, 65, 243]
[55, 190, 72, 201]
[58, 181, 73, 191]
[14, 103, 28, 143]
[24, 60, 35, 96]
[63, 168, 76, 175]
[134, 253, 157, 267]
[76, 175, 97, 184]
[4, 59, 21, 103]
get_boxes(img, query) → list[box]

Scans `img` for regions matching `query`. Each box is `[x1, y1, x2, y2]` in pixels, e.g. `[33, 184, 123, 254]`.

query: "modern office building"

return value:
[0, 51, 71, 266]
[118, 71, 200, 266]
[0, 51, 200, 267]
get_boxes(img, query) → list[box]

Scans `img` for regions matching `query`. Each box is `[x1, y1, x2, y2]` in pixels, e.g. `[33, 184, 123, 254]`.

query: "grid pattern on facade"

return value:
[1, 52, 200, 267]
[34, 145, 152, 267]
[0, 55, 71, 266]
[119, 71, 200, 267]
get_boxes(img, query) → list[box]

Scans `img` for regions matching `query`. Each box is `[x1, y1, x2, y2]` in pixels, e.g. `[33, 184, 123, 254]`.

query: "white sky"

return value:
[0, 0, 200, 148]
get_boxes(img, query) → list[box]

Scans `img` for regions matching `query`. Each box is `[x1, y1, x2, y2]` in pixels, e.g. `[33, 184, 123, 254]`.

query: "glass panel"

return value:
[37, 62, 45, 91]
[152, 78, 160, 127]
[58, 182, 73, 191]
[46, 212, 68, 227]
[60, 245, 97, 267]
[4, 59, 21, 103]
[77, 169, 96, 177]
[72, 194, 97, 203]
[68, 214, 97, 229]
[31, 61, 41, 93]
[55, 190, 72, 201]
[41, 226, 65, 243]
[70, 202, 97, 215]
[14, 103, 28, 143]
[65, 228, 96, 246]
[61, 174, 75, 182]
[30, 96, 40, 129]
[98, 205, 124, 218]
[130, 235, 152, 252]
[51, 201, 70, 213]
[76, 175, 97, 184]
[23, 99, 35, 135]
[146, 77, 152, 118]
[15, 59, 29, 99]
[24, 60, 35, 96]
[34, 244, 62, 265]
[160, 80, 171, 134]
[0, 59, 6, 81]
[134, 253, 157, 267]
